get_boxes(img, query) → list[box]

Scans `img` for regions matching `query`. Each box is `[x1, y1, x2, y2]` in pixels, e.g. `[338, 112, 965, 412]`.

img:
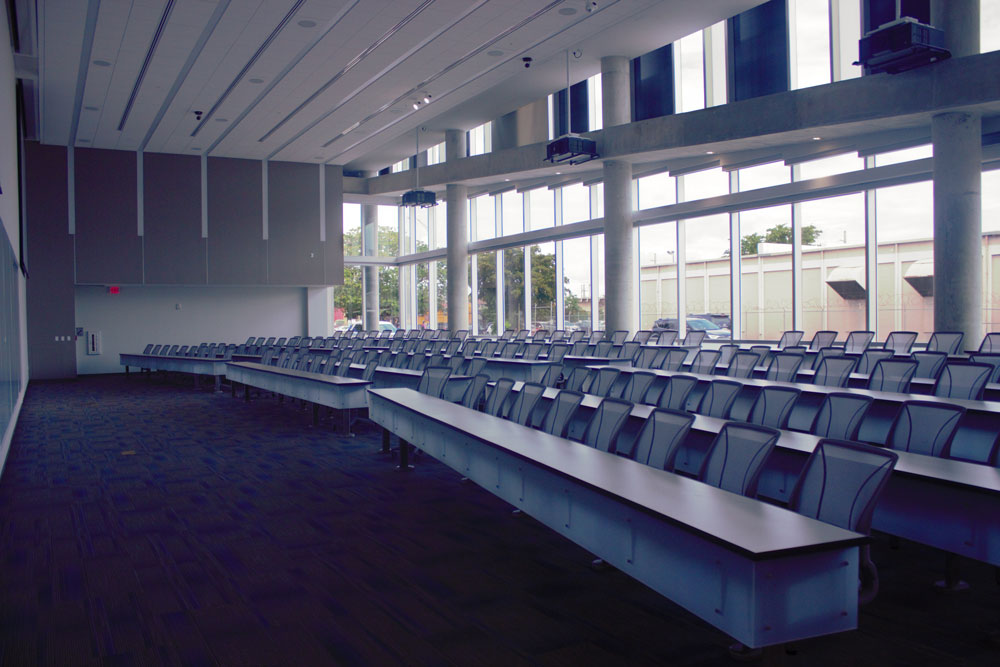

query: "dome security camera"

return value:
[522, 57, 533, 68]
[585, 1, 598, 12]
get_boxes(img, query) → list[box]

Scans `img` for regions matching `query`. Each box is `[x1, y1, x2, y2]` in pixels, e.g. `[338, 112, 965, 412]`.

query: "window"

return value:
[468, 122, 492, 156]
[377, 205, 398, 256]
[675, 30, 705, 112]
[529, 242, 557, 332]
[476, 251, 498, 335]
[343, 203, 361, 255]
[333, 266, 362, 330]
[562, 236, 592, 334]
[790, 0, 832, 89]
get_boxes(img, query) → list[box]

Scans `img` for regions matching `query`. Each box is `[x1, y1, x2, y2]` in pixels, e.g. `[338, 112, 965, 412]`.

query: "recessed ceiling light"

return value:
[706, 150, 714, 155]
[297, 19, 317, 28]
[555, 171, 561, 175]
[215, 118, 228, 122]
[92, 59, 111, 67]
[505, 178, 510, 182]
[248, 78, 264, 84]
[812, 136, 822, 141]
[487, 50, 504, 57]
[412, 101, 420, 110]
[558, 7, 578, 15]
[83, 105, 99, 111]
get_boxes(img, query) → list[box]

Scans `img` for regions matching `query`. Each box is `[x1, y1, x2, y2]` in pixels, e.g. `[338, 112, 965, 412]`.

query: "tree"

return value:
[739, 223, 821, 256]
[474, 246, 566, 330]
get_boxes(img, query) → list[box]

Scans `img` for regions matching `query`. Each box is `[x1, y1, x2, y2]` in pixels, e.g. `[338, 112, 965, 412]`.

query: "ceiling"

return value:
[14, 0, 765, 172]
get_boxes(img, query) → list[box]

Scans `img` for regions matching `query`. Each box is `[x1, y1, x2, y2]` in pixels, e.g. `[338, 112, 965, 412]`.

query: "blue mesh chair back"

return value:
[683, 330, 707, 347]
[443, 340, 461, 356]
[580, 398, 634, 453]
[979, 332, 1000, 354]
[335, 357, 354, 376]
[911, 351, 947, 379]
[778, 330, 804, 349]
[547, 343, 570, 363]
[883, 331, 917, 355]
[416, 365, 452, 398]
[514, 329, 530, 341]
[927, 331, 964, 355]
[748, 386, 801, 429]
[809, 330, 837, 351]
[453, 329, 469, 341]
[361, 359, 379, 382]
[766, 353, 804, 383]
[855, 349, 893, 376]
[661, 348, 690, 371]
[887, 400, 965, 457]
[167, 345, 180, 356]
[594, 340, 614, 357]
[521, 342, 544, 360]
[933, 362, 992, 400]
[564, 367, 593, 393]
[726, 352, 761, 379]
[275, 350, 290, 368]
[844, 331, 874, 354]
[427, 352, 447, 368]
[750, 345, 772, 367]
[567, 330, 585, 344]
[570, 341, 589, 356]
[461, 339, 479, 358]
[868, 359, 917, 393]
[619, 341, 640, 361]
[716, 344, 738, 366]
[480, 340, 498, 357]
[464, 357, 487, 377]
[461, 374, 490, 409]
[541, 390, 584, 437]
[627, 408, 694, 470]
[506, 382, 546, 426]
[609, 330, 628, 345]
[633, 330, 653, 344]
[377, 350, 393, 367]
[287, 336, 301, 347]
[589, 367, 621, 397]
[500, 329, 515, 340]
[698, 422, 780, 497]
[391, 351, 410, 368]
[656, 330, 679, 346]
[484, 378, 516, 417]
[813, 356, 857, 388]
[150, 344, 162, 355]
[276, 337, 288, 346]
[968, 354, 1000, 383]
[690, 349, 721, 375]
[447, 355, 465, 372]
[532, 329, 550, 342]
[619, 371, 656, 404]
[658, 375, 699, 412]
[261, 348, 276, 366]
[696, 379, 742, 419]
[540, 363, 563, 388]
[410, 354, 430, 371]
[550, 330, 566, 342]
[634, 347, 659, 369]
[499, 342, 521, 359]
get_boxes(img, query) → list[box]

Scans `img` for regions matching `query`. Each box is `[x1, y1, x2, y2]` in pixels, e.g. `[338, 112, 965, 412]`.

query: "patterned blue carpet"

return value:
[0, 374, 997, 665]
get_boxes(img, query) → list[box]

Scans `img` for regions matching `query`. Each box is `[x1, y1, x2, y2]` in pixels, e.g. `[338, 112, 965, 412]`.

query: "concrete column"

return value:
[446, 184, 469, 334]
[603, 159, 634, 335]
[930, 0, 979, 58]
[307, 287, 333, 337]
[601, 56, 631, 127]
[445, 129, 467, 163]
[362, 202, 379, 330]
[932, 111, 982, 351]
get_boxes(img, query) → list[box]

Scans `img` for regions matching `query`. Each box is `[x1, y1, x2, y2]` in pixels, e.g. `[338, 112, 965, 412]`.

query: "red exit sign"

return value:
[108, 286, 120, 295]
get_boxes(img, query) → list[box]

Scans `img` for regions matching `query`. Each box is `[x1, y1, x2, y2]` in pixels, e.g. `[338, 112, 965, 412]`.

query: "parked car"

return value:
[652, 317, 732, 340]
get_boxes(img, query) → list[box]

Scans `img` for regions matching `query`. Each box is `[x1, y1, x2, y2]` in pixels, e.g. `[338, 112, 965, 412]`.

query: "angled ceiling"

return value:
[18, 0, 765, 171]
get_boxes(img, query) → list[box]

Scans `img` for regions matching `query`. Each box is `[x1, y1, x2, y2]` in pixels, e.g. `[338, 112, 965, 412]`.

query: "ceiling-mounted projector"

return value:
[545, 134, 599, 165]
[401, 189, 437, 207]
[856, 17, 950, 75]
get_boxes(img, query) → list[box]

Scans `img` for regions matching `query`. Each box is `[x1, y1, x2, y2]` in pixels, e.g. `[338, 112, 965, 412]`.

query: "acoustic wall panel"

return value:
[267, 161, 323, 285]
[207, 157, 265, 284]
[143, 152, 206, 284]
[74, 147, 142, 284]
[324, 165, 344, 286]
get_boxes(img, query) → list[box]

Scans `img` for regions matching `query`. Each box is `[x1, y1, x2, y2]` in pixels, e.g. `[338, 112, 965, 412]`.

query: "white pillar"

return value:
[600, 56, 631, 127]
[603, 159, 634, 334]
[446, 183, 469, 334]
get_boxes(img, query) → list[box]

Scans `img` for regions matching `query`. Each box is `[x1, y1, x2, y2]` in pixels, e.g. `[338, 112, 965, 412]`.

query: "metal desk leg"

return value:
[214, 375, 222, 392]
[313, 403, 320, 426]
[382, 428, 391, 455]
[397, 439, 413, 471]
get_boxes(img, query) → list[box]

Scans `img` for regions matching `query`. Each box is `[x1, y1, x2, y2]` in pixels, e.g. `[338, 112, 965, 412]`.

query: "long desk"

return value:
[120, 353, 229, 391]
[225, 362, 370, 433]
[367, 387, 865, 649]
[482, 357, 552, 383]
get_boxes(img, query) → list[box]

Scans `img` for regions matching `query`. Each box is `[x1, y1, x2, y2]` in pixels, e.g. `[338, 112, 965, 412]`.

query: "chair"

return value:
[765, 353, 804, 383]
[588, 367, 621, 397]
[697, 422, 779, 497]
[625, 408, 694, 471]
[569, 341, 589, 356]
[883, 331, 917, 355]
[540, 363, 563, 388]
[656, 330, 678, 346]
[887, 400, 965, 458]
[540, 390, 584, 438]
[867, 359, 917, 393]
[927, 331, 964, 355]
[695, 379, 742, 419]
[660, 348, 689, 371]
[970, 354, 1000, 383]
[464, 357, 486, 377]
[934, 362, 992, 400]
[480, 340, 498, 358]
[567, 330, 586, 344]
[594, 340, 614, 357]
[499, 342, 521, 359]
[716, 344, 738, 367]
[416, 366, 452, 399]
[532, 329, 550, 342]
[633, 347, 659, 369]
[483, 378, 515, 417]
[633, 330, 652, 344]
[460, 374, 490, 409]
[747, 386, 801, 429]
[979, 332, 1000, 354]
[453, 329, 469, 341]
[726, 352, 761, 379]
[690, 350, 721, 375]
[500, 329, 515, 341]
[787, 439, 898, 604]
[609, 330, 628, 345]
[335, 357, 354, 376]
[749, 345, 772, 367]
[577, 398, 634, 453]
[618, 371, 656, 404]
[911, 351, 947, 379]
[361, 359, 379, 382]
[462, 339, 480, 358]
[813, 356, 857, 388]
[514, 329, 530, 341]
[682, 330, 707, 347]
[618, 341, 640, 361]
[657, 375, 699, 412]
[589, 331, 605, 345]
[547, 343, 569, 363]
[808, 330, 837, 351]
[521, 342, 543, 360]
[506, 382, 546, 426]
[150, 344, 162, 355]
[855, 349, 894, 376]
[550, 330, 566, 342]
[564, 367, 593, 393]
[777, 330, 804, 349]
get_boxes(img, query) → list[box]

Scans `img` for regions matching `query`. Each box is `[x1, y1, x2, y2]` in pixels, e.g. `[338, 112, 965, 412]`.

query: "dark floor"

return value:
[0, 374, 997, 666]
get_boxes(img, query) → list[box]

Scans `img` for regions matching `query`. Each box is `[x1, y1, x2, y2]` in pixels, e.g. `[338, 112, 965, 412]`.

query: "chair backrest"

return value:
[547, 343, 569, 363]
[809, 330, 837, 351]
[788, 439, 898, 534]
[813, 356, 857, 388]
[550, 330, 566, 342]
[626, 408, 694, 471]
[933, 362, 992, 400]
[142, 343, 154, 354]
[506, 382, 546, 426]
[521, 342, 543, 360]
[443, 340, 461, 356]
[580, 398, 634, 453]
[499, 342, 521, 359]
[777, 330, 804, 349]
[461, 339, 479, 358]
[514, 329, 530, 341]
[570, 341, 589, 356]
[683, 330, 707, 347]
[883, 331, 917, 355]
[483, 378, 516, 417]
[927, 331, 964, 355]
[288, 336, 301, 347]
[716, 344, 738, 366]
[362, 359, 379, 382]
[748, 386, 801, 429]
[855, 349, 894, 376]
[911, 350, 947, 379]
[690, 349, 721, 375]
[464, 357, 487, 377]
[969, 354, 1000, 383]
[416, 366, 452, 398]
[594, 340, 614, 357]
[461, 374, 490, 409]
[661, 348, 689, 371]
[589, 330, 606, 344]
[634, 347, 659, 369]
[589, 367, 621, 397]
[868, 359, 918, 393]
[608, 330, 628, 345]
[633, 330, 652, 344]
[335, 357, 354, 376]
[696, 379, 742, 419]
[765, 353, 804, 383]
[844, 331, 874, 354]
[540, 363, 563, 388]
[658, 375, 699, 412]
[656, 330, 679, 346]
[564, 367, 593, 393]
[276, 337, 288, 346]
[979, 332, 1000, 354]
[568, 330, 585, 344]
[453, 329, 469, 341]
[150, 344, 162, 355]
[726, 352, 761, 379]
[533, 329, 550, 342]
[168, 345, 180, 356]
[618, 341, 640, 361]
[618, 371, 656, 404]
[887, 400, 965, 457]
[541, 390, 584, 437]
[698, 422, 780, 497]
[448, 354, 465, 372]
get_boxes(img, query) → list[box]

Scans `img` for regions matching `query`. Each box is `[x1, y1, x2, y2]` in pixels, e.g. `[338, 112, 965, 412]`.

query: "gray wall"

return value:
[144, 152, 205, 283]
[76, 148, 142, 284]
